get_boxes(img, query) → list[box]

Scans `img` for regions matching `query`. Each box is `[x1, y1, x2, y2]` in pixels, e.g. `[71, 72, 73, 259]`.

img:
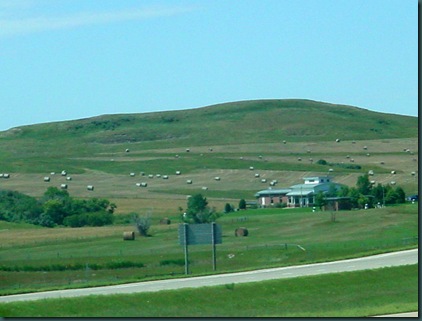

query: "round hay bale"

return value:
[61, 170, 67, 176]
[87, 185, 94, 191]
[160, 217, 171, 225]
[3, 173, 10, 179]
[60, 184, 68, 189]
[175, 171, 181, 175]
[186, 179, 193, 184]
[235, 227, 249, 237]
[123, 231, 135, 240]
[44, 176, 50, 182]
[130, 172, 135, 177]
[66, 176, 72, 181]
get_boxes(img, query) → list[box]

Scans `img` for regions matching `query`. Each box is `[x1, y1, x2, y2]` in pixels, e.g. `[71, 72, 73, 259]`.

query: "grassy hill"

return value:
[1, 99, 417, 146]
[0, 99, 418, 214]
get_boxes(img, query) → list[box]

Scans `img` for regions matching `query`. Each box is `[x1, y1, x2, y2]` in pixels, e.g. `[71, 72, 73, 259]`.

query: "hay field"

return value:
[0, 137, 417, 214]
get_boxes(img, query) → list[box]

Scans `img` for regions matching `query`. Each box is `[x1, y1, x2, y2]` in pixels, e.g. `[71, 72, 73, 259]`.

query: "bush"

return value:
[106, 261, 145, 269]
[159, 259, 186, 266]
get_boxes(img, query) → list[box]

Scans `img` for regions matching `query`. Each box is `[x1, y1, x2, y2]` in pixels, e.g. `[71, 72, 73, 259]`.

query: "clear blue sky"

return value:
[0, 0, 418, 131]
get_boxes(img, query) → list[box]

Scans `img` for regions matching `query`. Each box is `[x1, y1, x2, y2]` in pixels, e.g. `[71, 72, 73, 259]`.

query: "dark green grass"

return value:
[0, 264, 417, 317]
[0, 204, 417, 295]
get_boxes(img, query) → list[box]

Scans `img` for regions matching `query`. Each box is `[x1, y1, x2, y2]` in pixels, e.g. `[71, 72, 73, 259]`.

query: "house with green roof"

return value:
[255, 176, 344, 208]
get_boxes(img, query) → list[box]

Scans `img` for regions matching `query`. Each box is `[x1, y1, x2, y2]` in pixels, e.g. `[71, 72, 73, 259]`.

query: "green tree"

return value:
[239, 199, 247, 210]
[183, 194, 219, 224]
[395, 187, 406, 203]
[356, 174, 372, 195]
[314, 191, 326, 210]
[42, 199, 67, 226]
[133, 212, 152, 236]
[224, 203, 234, 213]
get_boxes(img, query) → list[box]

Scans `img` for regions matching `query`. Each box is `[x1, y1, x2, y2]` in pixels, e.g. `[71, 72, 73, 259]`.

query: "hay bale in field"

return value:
[202, 186, 208, 190]
[297, 157, 302, 161]
[363, 146, 368, 150]
[125, 148, 130, 153]
[235, 227, 248, 237]
[186, 179, 193, 184]
[61, 170, 67, 176]
[130, 172, 135, 177]
[87, 185, 94, 191]
[390, 181, 396, 185]
[141, 182, 148, 187]
[2, 173, 9, 179]
[261, 178, 267, 183]
[175, 171, 181, 175]
[214, 176, 221, 181]
[136, 183, 141, 187]
[123, 231, 135, 240]
[162, 175, 169, 179]
[336, 138, 341, 142]
[44, 176, 50, 182]
[60, 184, 68, 189]
[66, 176, 72, 181]
[368, 170, 374, 176]
[255, 173, 260, 178]
[391, 170, 396, 174]
[282, 140, 287, 144]
[148, 174, 154, 178]
[160, 217, 171, 225]
[249, 166, 254, 170]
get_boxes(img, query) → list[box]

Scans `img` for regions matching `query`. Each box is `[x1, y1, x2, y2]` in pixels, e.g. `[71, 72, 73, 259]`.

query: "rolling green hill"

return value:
[1, 99, 417, 147]
[0, 99, 418, 213]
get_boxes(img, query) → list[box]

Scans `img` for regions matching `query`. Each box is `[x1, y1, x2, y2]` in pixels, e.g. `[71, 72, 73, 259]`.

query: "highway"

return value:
[0, 248, 417, 303]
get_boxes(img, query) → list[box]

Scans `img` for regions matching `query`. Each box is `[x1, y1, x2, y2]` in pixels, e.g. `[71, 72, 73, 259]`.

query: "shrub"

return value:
[159, 259, 186, 266]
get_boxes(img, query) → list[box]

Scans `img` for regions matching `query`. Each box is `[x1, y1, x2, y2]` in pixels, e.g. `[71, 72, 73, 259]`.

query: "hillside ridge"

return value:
[1, 99, 417, 146]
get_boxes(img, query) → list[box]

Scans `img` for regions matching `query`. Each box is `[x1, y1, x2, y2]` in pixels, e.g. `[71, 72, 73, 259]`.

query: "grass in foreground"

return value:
[0, 264, 417, 317]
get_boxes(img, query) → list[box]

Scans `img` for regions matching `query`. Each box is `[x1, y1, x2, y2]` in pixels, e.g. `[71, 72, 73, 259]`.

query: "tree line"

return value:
[315, 174, 406, 209]
[0, 187, 116, 227]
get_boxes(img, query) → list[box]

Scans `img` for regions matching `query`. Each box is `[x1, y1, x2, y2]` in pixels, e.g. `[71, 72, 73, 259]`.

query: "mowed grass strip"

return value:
[0, 204, 417, 294]
[0, 264, 417, 317]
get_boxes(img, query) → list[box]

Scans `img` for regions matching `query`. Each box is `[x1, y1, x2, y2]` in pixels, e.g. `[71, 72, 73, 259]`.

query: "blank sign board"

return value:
[178, 223, 222, 245]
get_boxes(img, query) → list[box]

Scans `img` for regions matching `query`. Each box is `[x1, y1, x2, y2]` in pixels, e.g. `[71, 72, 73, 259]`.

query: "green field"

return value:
[0, 264, 417, 317]
[0, 99, 418, 316]
[0, 204, 417, 295]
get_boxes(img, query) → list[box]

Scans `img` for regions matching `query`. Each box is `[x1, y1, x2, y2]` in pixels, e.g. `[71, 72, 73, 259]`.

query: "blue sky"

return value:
[0, 0, 418, 131]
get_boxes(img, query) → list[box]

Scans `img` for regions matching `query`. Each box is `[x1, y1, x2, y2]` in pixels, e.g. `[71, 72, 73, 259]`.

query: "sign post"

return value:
[183, 223, 189, 275]
[211, 222, 217, 271]
[178, 223, 222, 275]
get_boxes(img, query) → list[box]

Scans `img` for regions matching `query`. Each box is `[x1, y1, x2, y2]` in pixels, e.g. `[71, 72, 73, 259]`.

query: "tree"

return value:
[356, 174, 372, 196]
[314, 191, 326, 210]
[326, 183, 338, 197]
[224, 203, 234, 213]
[133, 212, 152, 236]
[238, 199, 247, 210]
[183, 194, 219, 224]
[395, 186, 406, 203]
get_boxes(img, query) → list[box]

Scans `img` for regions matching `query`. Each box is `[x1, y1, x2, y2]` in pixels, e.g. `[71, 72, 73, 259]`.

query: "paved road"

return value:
[0, 248, 417, 303]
